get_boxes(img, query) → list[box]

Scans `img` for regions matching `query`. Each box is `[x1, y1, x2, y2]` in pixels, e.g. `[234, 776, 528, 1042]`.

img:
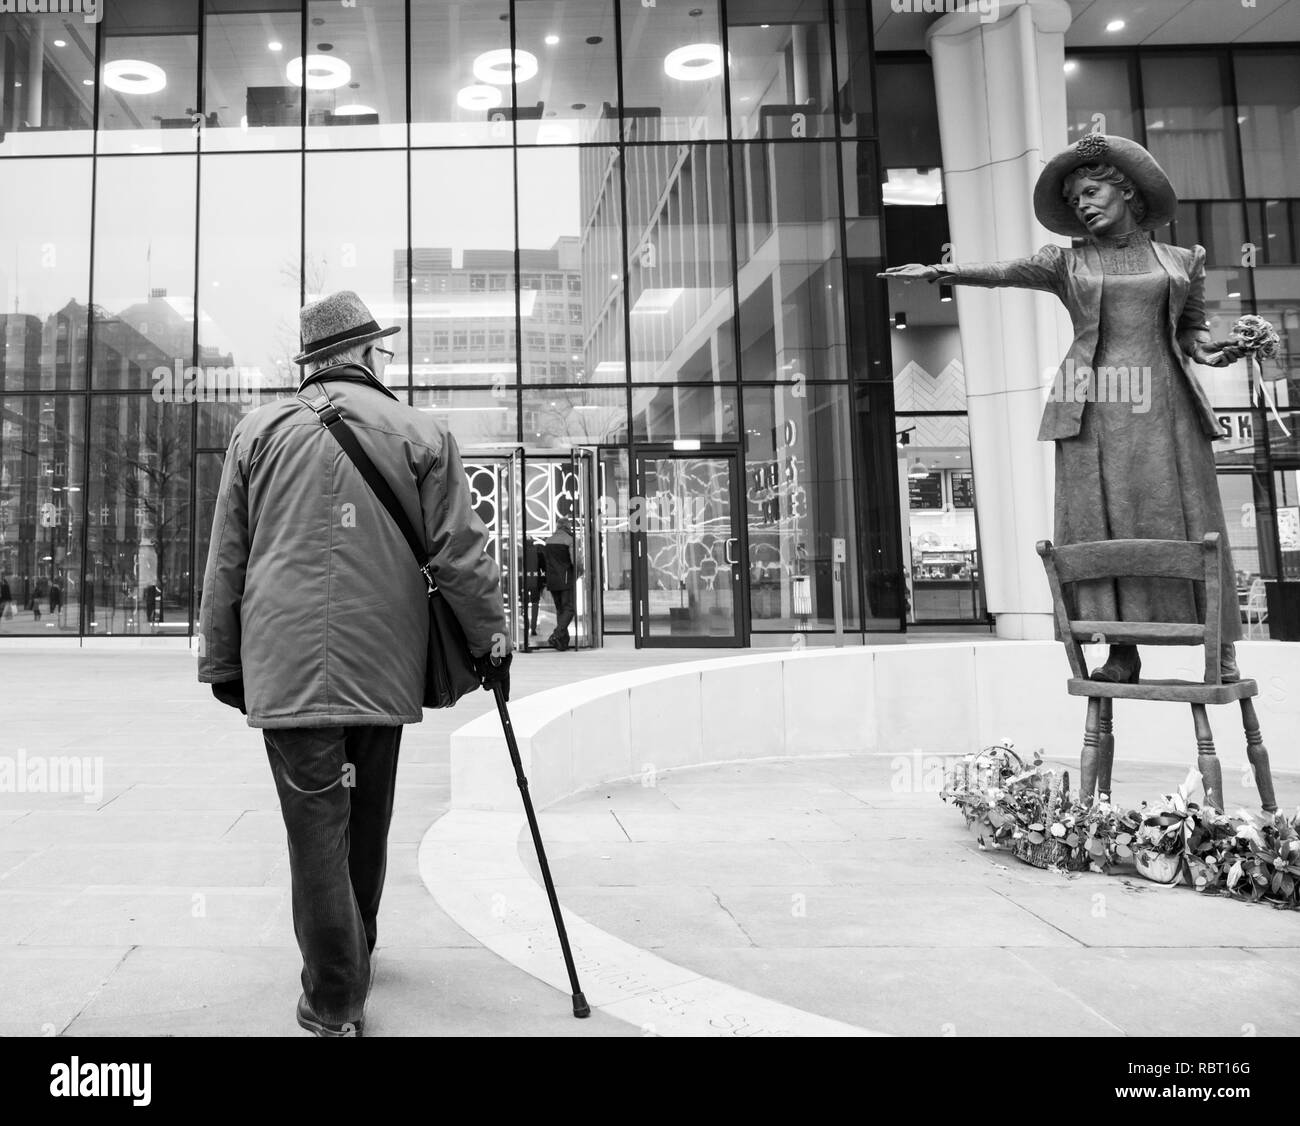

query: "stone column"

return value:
[925, 0, 1073, 640]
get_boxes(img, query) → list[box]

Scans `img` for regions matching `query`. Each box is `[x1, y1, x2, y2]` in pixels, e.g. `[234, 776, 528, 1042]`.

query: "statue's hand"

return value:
[1188, 339, 1245, 367]
[877, 263, 944, 283]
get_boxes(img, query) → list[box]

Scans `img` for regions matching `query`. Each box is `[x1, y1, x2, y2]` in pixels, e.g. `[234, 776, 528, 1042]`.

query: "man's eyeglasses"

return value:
[372, 347, 395, 361]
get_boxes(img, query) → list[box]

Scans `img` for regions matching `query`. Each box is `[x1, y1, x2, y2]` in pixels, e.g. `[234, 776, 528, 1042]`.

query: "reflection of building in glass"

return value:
[403, 240, 584, 385]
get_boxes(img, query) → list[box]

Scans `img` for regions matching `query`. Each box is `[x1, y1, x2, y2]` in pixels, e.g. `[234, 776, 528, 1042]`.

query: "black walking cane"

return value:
[490, 678, 590, 1018]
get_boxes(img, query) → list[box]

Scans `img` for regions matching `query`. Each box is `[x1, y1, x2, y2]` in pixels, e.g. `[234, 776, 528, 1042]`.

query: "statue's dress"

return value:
[1052, 236, 1241, 639]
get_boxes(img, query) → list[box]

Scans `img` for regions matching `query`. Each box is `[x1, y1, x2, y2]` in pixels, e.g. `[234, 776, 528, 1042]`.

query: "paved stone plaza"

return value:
[1, 644, 1297, 1037]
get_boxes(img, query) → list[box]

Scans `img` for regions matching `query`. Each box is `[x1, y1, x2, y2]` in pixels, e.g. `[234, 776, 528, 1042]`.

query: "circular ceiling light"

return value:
[103, 59, 167, 96]
[664, 43, 722, 82]
[544, 34, 559, 46]
[456, 84, 503, 111]
[472, 48, 538, 86]
[268, 40, 283, 51]
[54, 39, 67, 47]
[333, 103, 377, 116]
[287, 54, 351, 90]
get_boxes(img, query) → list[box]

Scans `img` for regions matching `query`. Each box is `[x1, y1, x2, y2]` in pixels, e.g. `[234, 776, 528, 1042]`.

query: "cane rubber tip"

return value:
[572, 992, 591, 1019]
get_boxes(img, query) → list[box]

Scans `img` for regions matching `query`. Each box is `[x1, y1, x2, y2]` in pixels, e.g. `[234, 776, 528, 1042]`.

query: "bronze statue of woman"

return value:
[882, 133, 1243, 682]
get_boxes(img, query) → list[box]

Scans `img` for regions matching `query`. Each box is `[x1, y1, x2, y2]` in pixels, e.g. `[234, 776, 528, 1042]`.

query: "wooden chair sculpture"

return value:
[1037, 534, 1278, 813]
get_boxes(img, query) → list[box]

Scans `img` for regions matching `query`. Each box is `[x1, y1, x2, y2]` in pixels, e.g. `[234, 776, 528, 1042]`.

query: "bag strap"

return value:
[299, 387, 439, 592]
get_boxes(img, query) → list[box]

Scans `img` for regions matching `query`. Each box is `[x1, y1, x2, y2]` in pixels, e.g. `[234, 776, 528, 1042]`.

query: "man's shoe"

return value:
[296, 994, 363, 1038]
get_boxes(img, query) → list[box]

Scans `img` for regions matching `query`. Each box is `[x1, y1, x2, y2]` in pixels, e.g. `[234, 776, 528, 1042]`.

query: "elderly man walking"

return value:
[198, 291, 511, 1037]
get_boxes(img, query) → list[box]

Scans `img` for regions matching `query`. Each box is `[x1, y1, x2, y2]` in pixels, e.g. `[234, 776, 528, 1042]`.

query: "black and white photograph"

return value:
[0, 0, 1297, 1103]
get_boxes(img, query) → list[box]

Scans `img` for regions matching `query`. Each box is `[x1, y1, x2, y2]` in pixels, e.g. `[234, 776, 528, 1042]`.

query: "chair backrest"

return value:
[1036, 535, 1222, 684]
[1248, 577, 1267, 608]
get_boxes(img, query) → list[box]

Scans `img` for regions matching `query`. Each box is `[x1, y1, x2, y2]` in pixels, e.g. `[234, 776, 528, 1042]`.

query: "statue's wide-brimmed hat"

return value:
[293, 290, 400, 365]
[1034, 133, 1178, 238]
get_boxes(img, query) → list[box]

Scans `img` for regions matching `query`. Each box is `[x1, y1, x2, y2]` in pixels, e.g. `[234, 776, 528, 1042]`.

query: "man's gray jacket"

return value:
[197, 367, 506, 728]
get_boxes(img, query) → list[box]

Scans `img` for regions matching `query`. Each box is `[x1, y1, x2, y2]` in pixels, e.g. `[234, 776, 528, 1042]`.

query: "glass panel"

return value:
[842, 138, 887, 382]
[639, 454, 737, 640]
[735, 142, 847, 381]
[85, 395, 192, 635]
[410, 0, 514, 147]
[1253, 265, 1300, 442]
[98, 0, 200, 155]
[1063, 54, 1136, 142]
[887, 218, 964, 403]
[625, 142, 735, 382]
[512, 0, 618, 146]
[412, 387, 517, 445]
[0, 157, 91, 392]
[197, 392, 295, 451]
[1234, 51, 1300, 199]
[598, 445, 632, 630]
[199, 153, 302, 393]
[895, 413, 984, 623]
[201, 0, 303, 153]
[1141, 54, 1240, 200]
[618, 0, 726, 142]
[1216, 471, 1265, 635]
[876, 60, 940, 170]
[518, 146, 624, 384]
[0, 394, 85, 635]
[1248, 199, 1299, 266]
[410, 148, 514, 389]
[193, 449, 222, 633]
[92, 155, 197, 389]
[1276, 469, 1300, 582]
[1168, 200, 1247, 269]
[743, 384, 858, 631]
[522, 386, 627, 447]
[0, 16, 95, 156]
[830, 0, 871, 136]
[304, 0, 406, 149]
[304, 148, 408, 383]
[854, 381, 906, 629]
[631, 383, 737, 441]
[727, 0, 834, 141]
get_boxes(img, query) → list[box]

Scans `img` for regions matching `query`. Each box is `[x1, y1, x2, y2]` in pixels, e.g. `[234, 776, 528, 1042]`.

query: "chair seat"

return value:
[1067, 677, 1258, 704]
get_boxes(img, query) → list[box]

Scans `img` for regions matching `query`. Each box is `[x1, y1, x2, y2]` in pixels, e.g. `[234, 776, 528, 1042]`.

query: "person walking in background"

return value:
[543, 526, 580, 651]
[198, 290, 511, 1038]
[523, 536, 546, 638]
[0, 573, 12, 623]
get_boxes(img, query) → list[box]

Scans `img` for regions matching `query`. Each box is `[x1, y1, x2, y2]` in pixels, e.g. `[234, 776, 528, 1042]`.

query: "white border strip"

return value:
[419, 810, 882, 1037]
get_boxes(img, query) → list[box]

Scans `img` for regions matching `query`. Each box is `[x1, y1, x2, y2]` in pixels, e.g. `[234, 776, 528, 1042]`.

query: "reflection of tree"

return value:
[528, 390, 626, 445]
[91, 400, 190, 630]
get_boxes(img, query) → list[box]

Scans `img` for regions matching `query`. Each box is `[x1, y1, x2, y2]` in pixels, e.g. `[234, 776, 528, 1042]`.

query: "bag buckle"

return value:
[420, 562, 439, 594]
[318, 402, 343, 427]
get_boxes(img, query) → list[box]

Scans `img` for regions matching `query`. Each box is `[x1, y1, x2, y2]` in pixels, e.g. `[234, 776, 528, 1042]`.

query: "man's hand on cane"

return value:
[473, 632, 513, 701]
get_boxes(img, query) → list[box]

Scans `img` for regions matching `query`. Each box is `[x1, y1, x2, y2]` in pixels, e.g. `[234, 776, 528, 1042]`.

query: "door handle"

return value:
[724, 537, 739, 565]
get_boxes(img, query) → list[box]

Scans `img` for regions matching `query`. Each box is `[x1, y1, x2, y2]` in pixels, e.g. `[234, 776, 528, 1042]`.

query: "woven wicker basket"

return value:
[1012, 835, 1091, 871]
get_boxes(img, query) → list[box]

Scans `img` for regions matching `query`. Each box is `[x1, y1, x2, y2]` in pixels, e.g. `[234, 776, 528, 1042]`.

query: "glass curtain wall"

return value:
[877, 54, 980, 626]
[0, 0, 885, 644]
[1066, 47, 1300, 640]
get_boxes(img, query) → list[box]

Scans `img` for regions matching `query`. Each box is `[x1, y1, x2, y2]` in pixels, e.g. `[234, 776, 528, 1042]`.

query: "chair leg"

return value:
[1191, 703, 1223, 812]
[1096, 698, 1115, 802]
[1240, 697, 1279, 814]
[1080, 696, 1102, 804]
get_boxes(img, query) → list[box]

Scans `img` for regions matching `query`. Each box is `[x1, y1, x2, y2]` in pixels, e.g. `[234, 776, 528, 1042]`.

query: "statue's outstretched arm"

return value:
[879, 244, 1065, 296]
